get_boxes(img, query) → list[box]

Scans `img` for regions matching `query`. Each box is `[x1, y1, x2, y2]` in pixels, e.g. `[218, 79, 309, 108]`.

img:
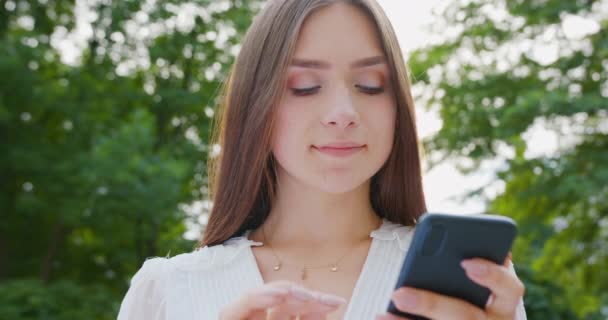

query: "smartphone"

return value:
[386, 212, 517, 320]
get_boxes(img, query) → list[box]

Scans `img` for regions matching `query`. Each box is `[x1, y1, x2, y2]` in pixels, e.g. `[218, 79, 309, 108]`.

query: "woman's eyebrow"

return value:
[290, 55, 386, 69]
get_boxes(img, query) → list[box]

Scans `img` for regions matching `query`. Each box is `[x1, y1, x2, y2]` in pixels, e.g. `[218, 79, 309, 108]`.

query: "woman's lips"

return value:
[313, 145, 365, 157]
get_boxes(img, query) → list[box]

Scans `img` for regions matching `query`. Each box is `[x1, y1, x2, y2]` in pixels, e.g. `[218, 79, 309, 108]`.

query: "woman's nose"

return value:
[321, 89, 360, 129]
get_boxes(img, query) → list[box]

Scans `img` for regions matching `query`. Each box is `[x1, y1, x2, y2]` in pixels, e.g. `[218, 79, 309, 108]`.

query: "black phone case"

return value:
[387, 213, 517, 320]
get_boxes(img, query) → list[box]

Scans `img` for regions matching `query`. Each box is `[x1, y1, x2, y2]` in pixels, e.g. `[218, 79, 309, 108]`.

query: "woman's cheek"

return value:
[271, 106, 303, 165]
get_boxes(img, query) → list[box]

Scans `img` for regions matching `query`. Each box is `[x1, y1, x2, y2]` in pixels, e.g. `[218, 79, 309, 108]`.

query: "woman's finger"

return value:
[224, 286, 290, 319]
[391, 287, 485, 320]
[503, 251, 512, 267]
[221, 281, 345, 320]
[461, 258, 525, 316]
[270, 286, 344, 318]
[299, 313, 329, 320]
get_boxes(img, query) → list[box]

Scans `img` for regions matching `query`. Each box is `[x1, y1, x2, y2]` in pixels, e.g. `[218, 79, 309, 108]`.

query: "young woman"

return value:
[117, 0, 527, 319]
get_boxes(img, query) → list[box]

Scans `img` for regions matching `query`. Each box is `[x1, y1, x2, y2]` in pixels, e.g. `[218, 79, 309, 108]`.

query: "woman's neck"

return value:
[250, 174, 382, 250]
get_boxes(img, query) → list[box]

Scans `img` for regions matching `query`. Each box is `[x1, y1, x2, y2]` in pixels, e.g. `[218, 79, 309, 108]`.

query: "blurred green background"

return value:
[0, 0, 605, 319]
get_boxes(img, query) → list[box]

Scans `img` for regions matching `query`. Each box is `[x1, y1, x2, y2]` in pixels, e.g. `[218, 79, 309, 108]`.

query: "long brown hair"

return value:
[198, 0, 426, 248]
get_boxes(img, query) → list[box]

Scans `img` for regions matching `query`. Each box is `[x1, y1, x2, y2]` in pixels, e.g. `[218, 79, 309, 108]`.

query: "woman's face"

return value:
[272, 2, 396, 194]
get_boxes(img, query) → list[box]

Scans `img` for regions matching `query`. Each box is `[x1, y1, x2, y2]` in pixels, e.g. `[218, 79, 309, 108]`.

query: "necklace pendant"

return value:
[273, 263, 282, 271]
[301, 268, 307, 280]
[331, 265, 338, 272]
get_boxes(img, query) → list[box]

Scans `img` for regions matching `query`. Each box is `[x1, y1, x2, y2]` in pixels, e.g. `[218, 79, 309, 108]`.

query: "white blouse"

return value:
[117, 218, 527, 319]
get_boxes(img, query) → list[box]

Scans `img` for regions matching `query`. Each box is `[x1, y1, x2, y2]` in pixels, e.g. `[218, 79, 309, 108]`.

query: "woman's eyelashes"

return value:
[291, 85, 321, 96]
[290, 84, 385, 97]
[356, 84, 385, 95]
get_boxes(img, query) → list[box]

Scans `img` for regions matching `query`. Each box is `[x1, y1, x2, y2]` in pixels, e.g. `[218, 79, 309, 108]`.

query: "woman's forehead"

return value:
[293, 3, 384, 61]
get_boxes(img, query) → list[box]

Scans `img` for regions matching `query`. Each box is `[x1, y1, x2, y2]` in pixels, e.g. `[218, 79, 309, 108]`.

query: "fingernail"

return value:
[486, 294, 495, 307]
[393, 290, 417, 309]
[461, 260, 488, 276]
[290, 286, 316, 301]
[319, 294, 347, 306]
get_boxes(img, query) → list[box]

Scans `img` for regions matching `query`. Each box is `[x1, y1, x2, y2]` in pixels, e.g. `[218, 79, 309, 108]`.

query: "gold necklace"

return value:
[260, 221, 379, 280]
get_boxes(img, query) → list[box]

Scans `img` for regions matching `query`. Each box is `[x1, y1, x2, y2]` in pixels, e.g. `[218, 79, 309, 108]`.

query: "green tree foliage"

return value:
[408, 0, 607, 318]
[0, 0, 261, 318]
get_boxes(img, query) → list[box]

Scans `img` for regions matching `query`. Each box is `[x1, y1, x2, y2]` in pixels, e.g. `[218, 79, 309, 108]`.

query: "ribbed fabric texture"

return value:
[342, 234, 406, 318]
[117, 219, 527, 320]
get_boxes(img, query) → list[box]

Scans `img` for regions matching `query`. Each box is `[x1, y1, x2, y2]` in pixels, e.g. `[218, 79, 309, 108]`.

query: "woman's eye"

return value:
[291, 86, 321, 96]
[290, 85, 385, 97]
[355, 84, 385, 95]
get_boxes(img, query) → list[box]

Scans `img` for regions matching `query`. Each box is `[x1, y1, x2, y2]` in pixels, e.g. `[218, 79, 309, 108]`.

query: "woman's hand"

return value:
[377, 253, 525, 320]
[219, 281, 347, 320]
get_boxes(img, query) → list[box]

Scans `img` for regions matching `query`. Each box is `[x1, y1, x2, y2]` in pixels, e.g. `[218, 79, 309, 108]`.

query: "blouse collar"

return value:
[228, 218, 414, 248]
[176, 218, 415, 271]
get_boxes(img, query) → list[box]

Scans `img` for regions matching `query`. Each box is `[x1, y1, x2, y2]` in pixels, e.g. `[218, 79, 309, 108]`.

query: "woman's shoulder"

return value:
[372, 218, 416, 252]
[119, 236, 259, 319]
[132, 233, 261, 281]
